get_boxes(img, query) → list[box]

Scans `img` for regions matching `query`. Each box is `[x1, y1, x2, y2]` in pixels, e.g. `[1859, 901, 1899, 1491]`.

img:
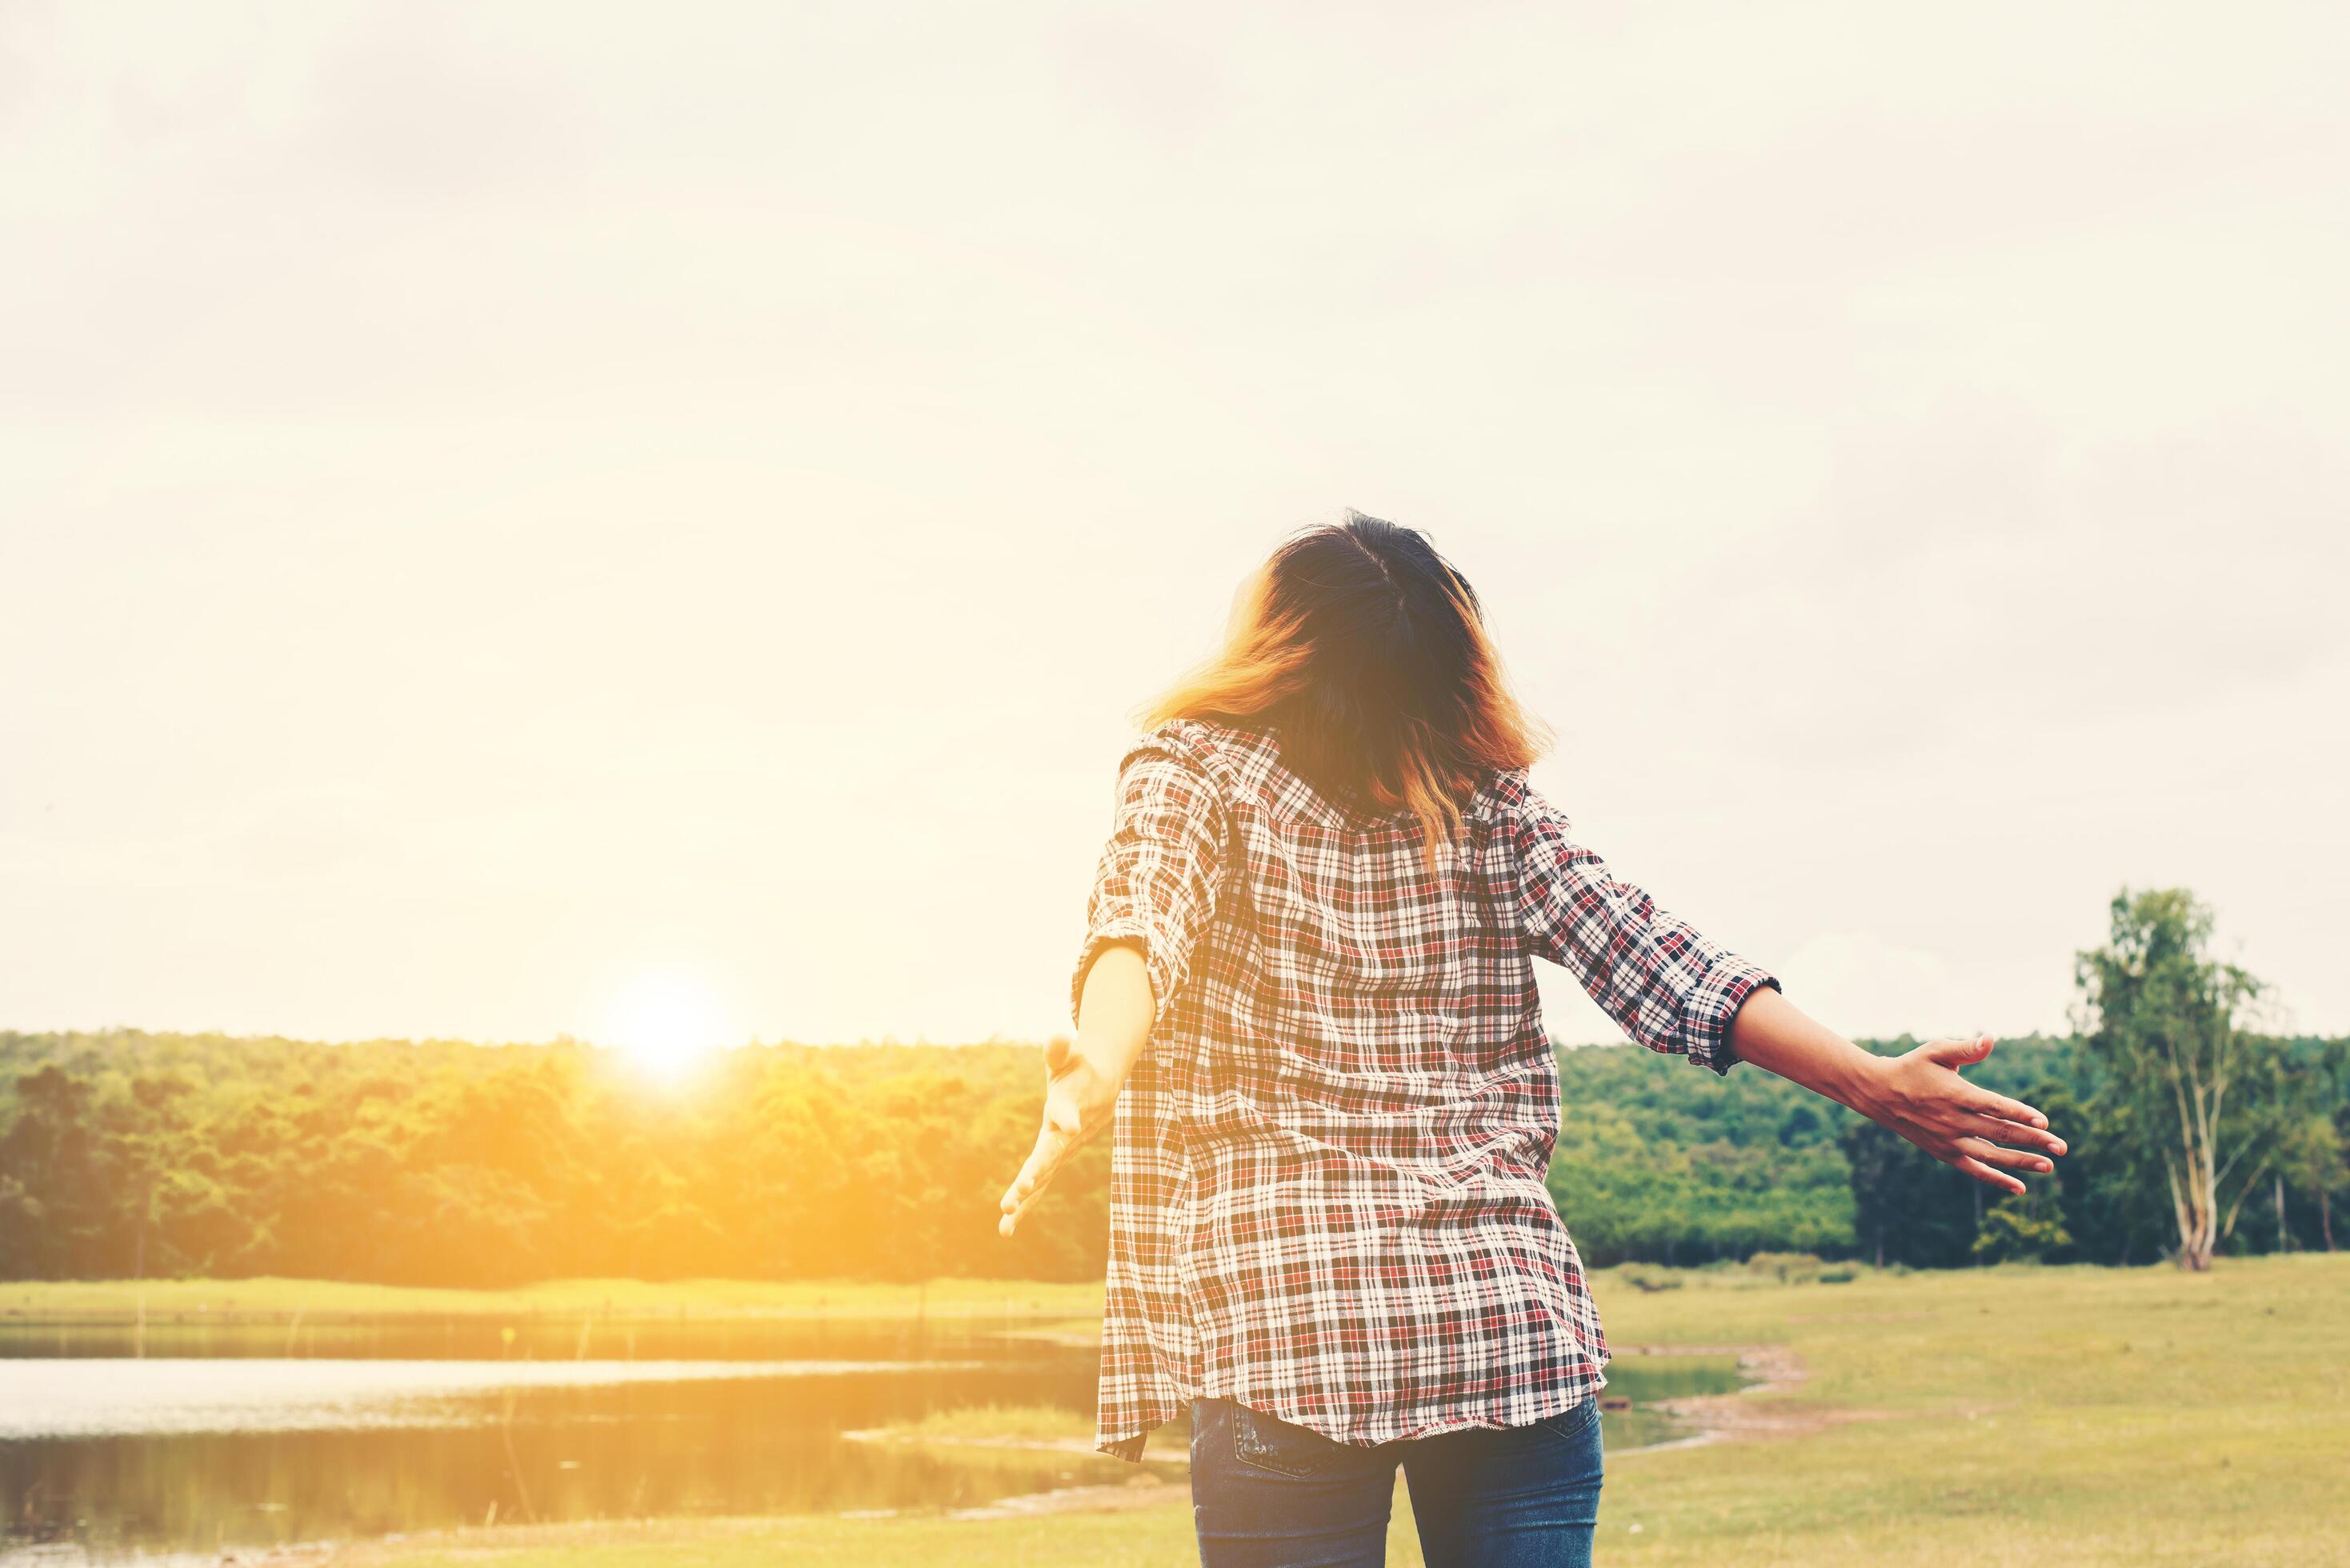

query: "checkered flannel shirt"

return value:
[1070, 717, 1780, 1461]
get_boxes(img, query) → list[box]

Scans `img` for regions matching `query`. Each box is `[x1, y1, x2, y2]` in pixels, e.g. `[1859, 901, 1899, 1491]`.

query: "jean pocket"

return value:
[1535, 1398, 1603, 1443]
[1231, 1403, 1339, 1478]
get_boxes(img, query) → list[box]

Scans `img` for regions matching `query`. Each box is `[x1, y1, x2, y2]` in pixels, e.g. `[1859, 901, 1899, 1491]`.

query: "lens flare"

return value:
[602, 969, 734, 1082]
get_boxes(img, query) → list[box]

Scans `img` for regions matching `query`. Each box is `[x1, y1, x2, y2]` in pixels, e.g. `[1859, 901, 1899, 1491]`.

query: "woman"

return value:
[998, 514, 2065, 1567]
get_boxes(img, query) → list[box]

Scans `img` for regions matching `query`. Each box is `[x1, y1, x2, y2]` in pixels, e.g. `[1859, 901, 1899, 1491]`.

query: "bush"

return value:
[1972, 1190, 2073, 1265]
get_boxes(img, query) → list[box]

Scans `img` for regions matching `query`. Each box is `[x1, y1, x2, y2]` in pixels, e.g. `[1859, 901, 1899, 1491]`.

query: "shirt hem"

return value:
[1096, 1362, 1610, 1460]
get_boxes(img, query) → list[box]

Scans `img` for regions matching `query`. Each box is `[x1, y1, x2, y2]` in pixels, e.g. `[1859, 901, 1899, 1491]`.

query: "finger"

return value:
[999, 1176, 1055, 1238]
[998, 1167, 1048, 1236]
[1964, 1090, 2049, 1130]
[998, 1137, 1055, 1215]
[1955, 1136, 2055, 1176]
[998, 1114, 1110, 1237]
[998, 1170, 1043, 1220]
[1960, 1114, 2067, 1156]
[999, 1144, 1074, 1236]
[1952, 1154, 2026, 1196]
[1924, 1032, 1995, 1068]
[999, 1133, 1066, 1214]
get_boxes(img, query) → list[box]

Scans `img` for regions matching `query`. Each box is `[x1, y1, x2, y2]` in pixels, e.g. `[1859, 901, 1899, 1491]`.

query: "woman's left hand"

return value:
[1856, 1032, 2068, 1195]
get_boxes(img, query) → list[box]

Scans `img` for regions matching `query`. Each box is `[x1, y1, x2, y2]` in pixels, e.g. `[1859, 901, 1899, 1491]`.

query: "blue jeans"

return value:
[1188, 1396, 1604, 1567]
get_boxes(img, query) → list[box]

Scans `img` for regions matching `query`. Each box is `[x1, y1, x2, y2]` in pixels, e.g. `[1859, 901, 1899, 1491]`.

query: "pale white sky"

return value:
[3, 1, 2345, 1051]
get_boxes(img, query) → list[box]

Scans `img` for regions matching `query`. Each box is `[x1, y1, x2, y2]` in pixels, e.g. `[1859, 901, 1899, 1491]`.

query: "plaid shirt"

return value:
[1070, 717, 1781, 1461]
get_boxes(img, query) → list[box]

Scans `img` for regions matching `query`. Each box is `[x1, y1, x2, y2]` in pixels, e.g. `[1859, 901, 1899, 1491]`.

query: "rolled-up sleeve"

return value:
[1509, 786, 1780, 1075]
[1069, 740, 1228, 1029]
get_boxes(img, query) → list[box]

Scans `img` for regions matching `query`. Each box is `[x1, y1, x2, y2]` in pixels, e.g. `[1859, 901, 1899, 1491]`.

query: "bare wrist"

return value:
[1836, 1046, 1893, 1120]
[1060, 1050, 1120, 1124]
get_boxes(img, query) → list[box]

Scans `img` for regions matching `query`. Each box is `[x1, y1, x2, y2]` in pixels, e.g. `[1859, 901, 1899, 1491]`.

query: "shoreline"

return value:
[833, 1341, 1823, 1519]
[1605, 1341, 1820, 1451]
[110, 1257, 2342, 1568]
[95, 1338, 1840, 1558]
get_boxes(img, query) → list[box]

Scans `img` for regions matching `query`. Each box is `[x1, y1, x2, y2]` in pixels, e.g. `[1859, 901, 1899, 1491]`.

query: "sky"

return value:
[3, 1, 2345, 1054]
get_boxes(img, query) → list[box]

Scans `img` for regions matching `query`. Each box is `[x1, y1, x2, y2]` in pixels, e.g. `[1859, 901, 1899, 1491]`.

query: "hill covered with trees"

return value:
[7, 888, 2342, 1285]
[3, 1024, 2338, 1287]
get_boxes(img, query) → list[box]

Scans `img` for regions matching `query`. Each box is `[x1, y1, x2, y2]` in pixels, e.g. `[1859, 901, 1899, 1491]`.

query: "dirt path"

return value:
[1607, 1341, 1896, 1450]
[1603, 1341, 1812, 1451]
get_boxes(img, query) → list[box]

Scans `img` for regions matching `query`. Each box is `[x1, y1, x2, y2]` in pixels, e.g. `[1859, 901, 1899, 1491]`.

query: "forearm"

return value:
[1067, 941, 1155, 1118]
[996, 942, 1159, 1238]
[1727, 985, 1887, 1117]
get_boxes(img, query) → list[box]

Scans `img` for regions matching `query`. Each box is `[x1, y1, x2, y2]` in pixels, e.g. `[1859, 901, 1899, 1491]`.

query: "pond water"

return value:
[0, 1318, 1740, 1564]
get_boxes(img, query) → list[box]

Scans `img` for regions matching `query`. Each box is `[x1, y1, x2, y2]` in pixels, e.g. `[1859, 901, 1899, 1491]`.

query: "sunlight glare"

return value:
[603, 970, 734, 1083]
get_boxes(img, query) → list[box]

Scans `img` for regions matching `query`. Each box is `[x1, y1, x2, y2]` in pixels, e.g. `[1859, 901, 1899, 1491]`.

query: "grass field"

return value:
[24, 1256, 2350, 1566]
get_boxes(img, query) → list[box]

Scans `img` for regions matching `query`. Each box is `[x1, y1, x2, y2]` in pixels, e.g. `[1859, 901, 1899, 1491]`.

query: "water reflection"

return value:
[2, 1321, 1104, 1563]
[0, 1358, 993, 1439]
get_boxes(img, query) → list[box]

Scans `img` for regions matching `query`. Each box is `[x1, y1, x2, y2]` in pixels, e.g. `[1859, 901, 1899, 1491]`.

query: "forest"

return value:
[3, 890, 2344, 1285]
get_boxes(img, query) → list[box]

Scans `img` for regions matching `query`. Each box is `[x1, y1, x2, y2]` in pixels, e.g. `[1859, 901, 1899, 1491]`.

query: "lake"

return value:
[0, 1316, 1740, 1563]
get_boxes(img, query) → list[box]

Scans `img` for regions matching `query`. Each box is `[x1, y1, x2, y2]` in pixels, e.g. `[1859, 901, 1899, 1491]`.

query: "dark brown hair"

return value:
[1144, 512, 1551, 863]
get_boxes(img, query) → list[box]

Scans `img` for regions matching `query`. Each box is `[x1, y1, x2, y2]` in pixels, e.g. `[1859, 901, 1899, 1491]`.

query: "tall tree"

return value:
[2276, 1105, 2348, 1253]
[2073, 888, 2274, 1270]
[0, 1066, 111, 1276]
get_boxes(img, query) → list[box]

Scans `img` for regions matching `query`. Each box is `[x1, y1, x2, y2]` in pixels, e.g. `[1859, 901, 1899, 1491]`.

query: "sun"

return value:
[603, 969, 735, 1082]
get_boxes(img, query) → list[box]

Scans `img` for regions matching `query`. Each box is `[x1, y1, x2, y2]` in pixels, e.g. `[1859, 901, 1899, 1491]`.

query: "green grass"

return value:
[318, 1510, 1218, 1568]
[1590, 1252, 2350, 1565]
[282, 1254, 2350, 1567]
[0, 1274, 1103, 1322]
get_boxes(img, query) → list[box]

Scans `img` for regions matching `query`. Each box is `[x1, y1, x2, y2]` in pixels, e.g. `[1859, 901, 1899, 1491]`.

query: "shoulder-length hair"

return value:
[1144, 511, 1551, 863]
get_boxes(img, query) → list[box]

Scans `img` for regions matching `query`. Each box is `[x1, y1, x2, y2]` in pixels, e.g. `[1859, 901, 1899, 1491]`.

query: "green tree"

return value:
[1837, 1117, 1976, 1267]
[2073, 888, 2277, 1270]
[1972, 1183, 2072, 1262]
[0, 1066, 106, 1277]
[2276, 1104, 2348, 1253]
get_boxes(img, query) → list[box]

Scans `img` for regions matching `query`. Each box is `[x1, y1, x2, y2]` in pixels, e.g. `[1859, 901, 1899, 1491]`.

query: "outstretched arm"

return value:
[998, 738, 1226, 1240]
[996, 942, 1154, 1238]
[1511, 783, 2068, 1194]
[1727, 986, 2068, 1195]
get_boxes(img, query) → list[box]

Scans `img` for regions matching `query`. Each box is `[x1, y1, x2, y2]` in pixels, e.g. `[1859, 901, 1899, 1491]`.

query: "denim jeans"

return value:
[1188, 1395, 1604, 1567]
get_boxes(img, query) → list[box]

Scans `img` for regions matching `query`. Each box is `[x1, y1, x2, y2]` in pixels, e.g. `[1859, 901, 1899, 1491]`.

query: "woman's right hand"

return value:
[996, 1036, 1115, 1238]
[996, 942, 1157, 1238]
[1856, 1033, 2069, 1195]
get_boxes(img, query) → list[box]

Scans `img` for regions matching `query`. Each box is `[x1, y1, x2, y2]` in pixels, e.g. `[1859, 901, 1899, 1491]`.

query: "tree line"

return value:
[2, 888, 2342, 1285]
